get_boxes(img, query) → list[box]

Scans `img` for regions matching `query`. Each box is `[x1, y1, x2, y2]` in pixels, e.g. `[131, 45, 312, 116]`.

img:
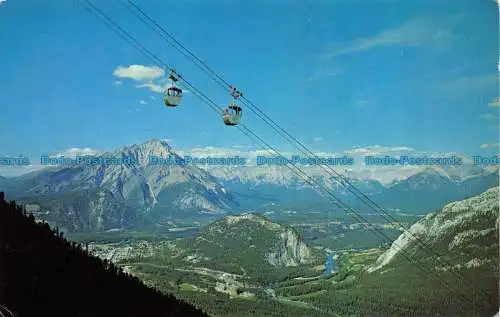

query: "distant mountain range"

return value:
[0, 139, 497, 232]
[220, 166, 498, 214]
[0, 140, 236, 231]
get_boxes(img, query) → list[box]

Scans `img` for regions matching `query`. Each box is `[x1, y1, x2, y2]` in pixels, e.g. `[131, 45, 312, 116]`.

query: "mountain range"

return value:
[0, 139, 497, 232]
[0, 140, 236, 231]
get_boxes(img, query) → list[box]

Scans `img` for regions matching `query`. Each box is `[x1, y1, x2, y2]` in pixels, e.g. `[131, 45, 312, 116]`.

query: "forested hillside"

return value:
[0, 192, 209, 317]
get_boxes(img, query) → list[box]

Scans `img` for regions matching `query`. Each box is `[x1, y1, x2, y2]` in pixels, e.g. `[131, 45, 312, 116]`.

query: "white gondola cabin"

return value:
[163, 70, 183, 107]
[223, 105, 242, 126]
[164, 86, 182, 107]
[223, 86, 243, 126]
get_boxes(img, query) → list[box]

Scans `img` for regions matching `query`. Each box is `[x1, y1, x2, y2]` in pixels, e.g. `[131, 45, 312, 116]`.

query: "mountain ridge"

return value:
[1, 139, 497, 231]
[368, 185, 500, 273]
[0, 140, 236, 231]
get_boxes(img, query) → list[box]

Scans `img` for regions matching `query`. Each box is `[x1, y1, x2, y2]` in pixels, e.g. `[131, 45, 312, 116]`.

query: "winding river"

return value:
[322, 251, 337, 277]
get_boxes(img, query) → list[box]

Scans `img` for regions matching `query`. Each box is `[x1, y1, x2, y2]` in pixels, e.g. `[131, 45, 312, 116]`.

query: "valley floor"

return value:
[89, 240, 498, 317]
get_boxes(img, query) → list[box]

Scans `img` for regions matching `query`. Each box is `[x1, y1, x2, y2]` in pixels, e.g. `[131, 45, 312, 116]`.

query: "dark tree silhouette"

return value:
[0, 192, 210, 317]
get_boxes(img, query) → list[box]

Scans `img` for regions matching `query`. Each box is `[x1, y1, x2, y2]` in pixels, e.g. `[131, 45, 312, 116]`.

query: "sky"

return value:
[0, 0, 499, 167]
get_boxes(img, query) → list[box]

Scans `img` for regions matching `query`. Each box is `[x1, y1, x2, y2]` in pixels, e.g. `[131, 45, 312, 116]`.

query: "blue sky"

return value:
[0, 0, 498, 159]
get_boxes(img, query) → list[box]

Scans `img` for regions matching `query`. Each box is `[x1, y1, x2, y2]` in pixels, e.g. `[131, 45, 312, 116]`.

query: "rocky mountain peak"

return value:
[109, 139, 173, 166]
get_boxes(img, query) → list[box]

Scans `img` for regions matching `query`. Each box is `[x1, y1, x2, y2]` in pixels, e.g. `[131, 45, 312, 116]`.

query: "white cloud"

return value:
[186, 146, 243, 157]
[313, 137, 323, 142]
[179, 144, 483, 186]
[345, 145, 418, 157]
[422, 74, 498, 102]
[306, 69, 342, 82]
[488, 97, 500, 108]
[135, 81, 189, 94]
[181, 145, 421, 166]
[479, 113, 497, 121]
[480, 143, 500, 149]
[112, 65, 191, 96]
[135, 83, 164, 93]
[113, 65, 164, 81]
[150, 95, 156, 100]
[0, 0, 6, 6]
[139, 100, 148, 105]
[320, 16, 459, 59]
[439, 74, 497, 95]
[352, 100, 369, 110]
[53, 147, 102, 157]
[2, 143, 482, 184]
[135, 82, 190, 95]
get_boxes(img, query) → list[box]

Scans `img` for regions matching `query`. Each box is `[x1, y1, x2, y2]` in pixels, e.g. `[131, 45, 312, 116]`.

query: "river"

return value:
[322, 251, 337, 277]
[262, 251, 338, 296]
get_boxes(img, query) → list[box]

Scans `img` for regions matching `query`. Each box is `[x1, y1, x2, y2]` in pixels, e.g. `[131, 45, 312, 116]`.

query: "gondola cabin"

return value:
[164, 87, 183, 107]
[223, 105, 242, 126]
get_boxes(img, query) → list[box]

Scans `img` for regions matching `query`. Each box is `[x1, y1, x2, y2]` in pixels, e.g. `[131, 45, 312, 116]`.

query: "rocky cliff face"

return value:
[216, 213, 312, 267]
[368, 186, 499, 272]
[266, 227, 311, 267]
[165, 213, 316, 279]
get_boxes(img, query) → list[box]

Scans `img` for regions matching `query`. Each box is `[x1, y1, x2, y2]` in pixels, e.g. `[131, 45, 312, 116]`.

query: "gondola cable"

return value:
[77, 0, 491, 312]
[117, 0, 496, 307]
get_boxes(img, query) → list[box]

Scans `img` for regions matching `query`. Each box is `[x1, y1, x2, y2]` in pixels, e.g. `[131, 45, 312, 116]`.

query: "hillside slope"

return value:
[174, 213, 318, 278]
[359, 186, 499, 316]
[91, 213, 324, 285]
[0, 192, 209, 317]
[369, 185, 499, 271]
[89, 213, 329, 317]
[276, 187, 499, 317]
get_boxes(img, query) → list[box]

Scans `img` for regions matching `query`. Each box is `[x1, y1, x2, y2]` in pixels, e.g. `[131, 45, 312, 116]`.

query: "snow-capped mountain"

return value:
[189, 146, 498, 213]
[193, 145, 498, 186]
[1, 140, 498, 230]
[204, 163, 497, 189]
[216, 165, 498, 214]
[0, 140, 236, 231]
